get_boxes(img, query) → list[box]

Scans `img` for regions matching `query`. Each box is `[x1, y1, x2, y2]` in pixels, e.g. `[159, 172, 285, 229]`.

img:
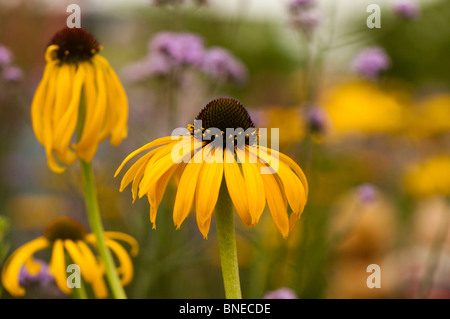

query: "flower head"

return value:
[352, 47, 391, 80]
[150, 32, 205, 68]
[307, 106, 330, 135]
[115, 98, 308, 239]
[263, 287, 298, 299]
[201, 47, 248, 84]
[1, 217, 138, 298]
[18, 259, 54, 286]
[2, 65, 23, 82]
[393, 0, 420, 20]
[356, 183, 378, 204]
[0, 45, 13, 66]
[31, 27, 128, 173]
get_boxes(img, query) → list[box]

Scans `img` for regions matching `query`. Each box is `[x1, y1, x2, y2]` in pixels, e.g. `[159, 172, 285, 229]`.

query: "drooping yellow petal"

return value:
[31, 62, 57, 144]
[148, 165, 177, 228]
[137, 142, 185, 198]
[76, 240, 108, 299]
[53, 63, 86, 160]
[103, 232, 139, 257]
[236, 147, 266, 224]
[40, 64, 66, 173]
[94, 55, 128, 145]
[64, 239, 93, 283]
[73, 62, 107, 162]
[114, 136, 175, 177]
[119, 150, 154, 193]
[259, 145, 308, 199]
[195, 146, 224, 237]
[260, 169, 289, 238]
[105, 239, 134, 286]
[173, 153, 205, 229]
[52, 64, 75, 133]
[49, 239, 71, 295]
[223, 148, 252, 226]
[1, 237, 49, 297]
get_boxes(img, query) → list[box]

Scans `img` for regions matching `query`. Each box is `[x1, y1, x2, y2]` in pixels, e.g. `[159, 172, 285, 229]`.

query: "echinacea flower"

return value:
[1, 217, 138, 298]
[31, 27, 128, 173]
[115, 98, 308, 239]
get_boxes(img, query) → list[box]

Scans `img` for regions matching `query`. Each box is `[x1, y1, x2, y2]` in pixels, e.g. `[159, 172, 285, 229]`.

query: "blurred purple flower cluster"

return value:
[393, 0, 420, 20]
[351, 47, 391, 80]
[19, 260, 54, 287]
[122, 32, 247, 85]
[356, 183, 378, 205]
[263, 287, 298, 299]
[152, 0, 208, 6]
[307, 106, 330, 135]
[287, 0, 320, 35]
[0, 44, 23, 83]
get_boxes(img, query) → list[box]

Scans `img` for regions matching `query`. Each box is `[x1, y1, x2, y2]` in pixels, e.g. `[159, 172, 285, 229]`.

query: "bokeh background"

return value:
[1, 0, 450, 299]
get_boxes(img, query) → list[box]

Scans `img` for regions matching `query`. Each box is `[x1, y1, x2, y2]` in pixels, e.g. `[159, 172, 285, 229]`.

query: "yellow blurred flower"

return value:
[403, 155, 450, 198]
[1, 217, 138, 298]
[320, 81, 406, 136]
[31, 27, 128, 173]
[408, 94, 450, 138]
[255, 107, 305, 147]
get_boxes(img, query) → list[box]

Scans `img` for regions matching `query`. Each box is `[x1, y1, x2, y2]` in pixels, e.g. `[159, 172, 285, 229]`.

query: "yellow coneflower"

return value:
[31, 27, 128, 173]
[1, 217, 138, 298]
[115, 98, 308, 239]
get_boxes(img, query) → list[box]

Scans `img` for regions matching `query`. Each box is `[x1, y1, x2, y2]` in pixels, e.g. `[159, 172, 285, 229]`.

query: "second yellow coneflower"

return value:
[31, 27, 128, 173]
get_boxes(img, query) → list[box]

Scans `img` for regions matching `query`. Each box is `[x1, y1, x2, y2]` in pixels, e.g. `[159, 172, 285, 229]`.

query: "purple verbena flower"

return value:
[307, 106, 330, 135]
[19, 259, 54, 287]
[0, 45, 13, 67]
[356, 183, 378, 204]
[288, 0, 316, 12]
[263, 287, 298, 299]
[122, 53, 172, 82]
[393, 0, 420, 20]
[153, 0, 184, 5]
[352, 47, 391, 80]
[2, 65, 23, 82]
[201, 47, 248, 84]
[149, 32, 205, 68]
[289, 10, 321, 34]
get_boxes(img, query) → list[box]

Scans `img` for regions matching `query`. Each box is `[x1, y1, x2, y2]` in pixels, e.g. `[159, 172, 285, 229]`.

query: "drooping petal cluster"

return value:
[31, 28, 128, 173]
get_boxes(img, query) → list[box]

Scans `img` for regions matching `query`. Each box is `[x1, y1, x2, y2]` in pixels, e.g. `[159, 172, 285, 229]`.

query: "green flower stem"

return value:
[72, 279, 88, 299]
[215, 185, 242, 299]
[80, 160, 127, 299]
[419, 197, 450, 298]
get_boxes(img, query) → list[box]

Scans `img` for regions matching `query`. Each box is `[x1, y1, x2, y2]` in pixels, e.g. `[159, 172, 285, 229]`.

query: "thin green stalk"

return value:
[215, 184, 242, 299]
[72, 279, 88, 299]
[419, 198, 450, 299]
[80, 160, 127, 299]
